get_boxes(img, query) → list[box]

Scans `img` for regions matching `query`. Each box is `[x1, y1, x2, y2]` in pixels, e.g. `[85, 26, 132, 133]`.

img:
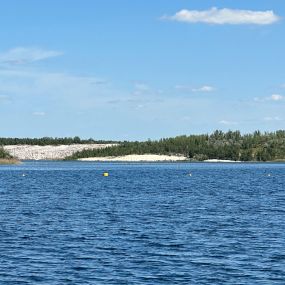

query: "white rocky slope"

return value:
[3, 144, 115, 160]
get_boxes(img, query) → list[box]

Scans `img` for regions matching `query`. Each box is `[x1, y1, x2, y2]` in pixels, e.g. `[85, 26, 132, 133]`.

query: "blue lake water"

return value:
[0, 161, 284, 284]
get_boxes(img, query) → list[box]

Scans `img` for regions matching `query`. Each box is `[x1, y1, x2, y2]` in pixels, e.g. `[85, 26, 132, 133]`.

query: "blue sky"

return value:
[0, 0, 284, 140]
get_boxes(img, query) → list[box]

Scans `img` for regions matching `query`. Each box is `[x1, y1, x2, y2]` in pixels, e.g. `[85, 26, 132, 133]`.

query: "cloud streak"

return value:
[219, 120, 238, 125]
[33, 111, 46, 116]
[263, 116, 282, 121]
[175, 85, 215, 93]
[254, 94, 284, 102]
[270, 94, 284, 101]
[163, 7, 280, 25]
[192, 85, 215, 92]
[0, 47, 63, 65]
[0, 67, 112, 112]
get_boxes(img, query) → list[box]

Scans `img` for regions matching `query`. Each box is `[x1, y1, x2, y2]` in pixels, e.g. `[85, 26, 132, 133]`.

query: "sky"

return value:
[0, 0, 285, 140]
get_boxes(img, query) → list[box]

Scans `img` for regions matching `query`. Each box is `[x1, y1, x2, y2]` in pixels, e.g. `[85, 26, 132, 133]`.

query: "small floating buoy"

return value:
[103, 172, 109, 177]
[267, 173, 271, 177]
[22, 174, 26, 177]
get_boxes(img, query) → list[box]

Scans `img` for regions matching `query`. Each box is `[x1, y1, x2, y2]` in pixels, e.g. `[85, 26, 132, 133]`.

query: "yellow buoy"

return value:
[103, 172, 109, 177]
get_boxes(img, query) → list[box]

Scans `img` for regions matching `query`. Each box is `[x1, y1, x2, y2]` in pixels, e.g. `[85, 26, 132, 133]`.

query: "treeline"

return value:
[0, 136, 118, 146]
[67, 130, 285, 162]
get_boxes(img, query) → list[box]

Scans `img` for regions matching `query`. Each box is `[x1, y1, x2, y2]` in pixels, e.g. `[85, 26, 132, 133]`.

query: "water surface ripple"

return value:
[0, 161, 284, 284]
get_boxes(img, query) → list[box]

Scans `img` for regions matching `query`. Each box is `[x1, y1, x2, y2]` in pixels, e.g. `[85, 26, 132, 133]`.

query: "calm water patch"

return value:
[0, 161, 284, 284]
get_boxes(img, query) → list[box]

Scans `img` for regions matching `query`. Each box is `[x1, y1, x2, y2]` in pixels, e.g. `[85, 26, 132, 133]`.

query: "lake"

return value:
[0, 161, 284, 284]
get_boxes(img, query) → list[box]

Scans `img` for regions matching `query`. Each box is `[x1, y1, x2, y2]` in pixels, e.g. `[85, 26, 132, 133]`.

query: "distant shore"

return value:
[3, 145, 239, 162]
[77, 155, 244, 163]
[2, 144, 285, 162]
[77, 156, 284, 163]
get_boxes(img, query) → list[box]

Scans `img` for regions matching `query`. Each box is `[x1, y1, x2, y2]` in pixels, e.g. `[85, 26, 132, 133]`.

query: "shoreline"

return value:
[78, 154, 189, 162]
[2, 144, 285, 163]
[0, 158, 21, 165]
[78, 156, 285, 163]
[203, 159, 241, 163]
[2, 156, 284, 164]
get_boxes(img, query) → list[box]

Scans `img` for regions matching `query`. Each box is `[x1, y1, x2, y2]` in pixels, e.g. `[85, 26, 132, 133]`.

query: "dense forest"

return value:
[0, 136, 116, 146]
[67, 130, 285, 162]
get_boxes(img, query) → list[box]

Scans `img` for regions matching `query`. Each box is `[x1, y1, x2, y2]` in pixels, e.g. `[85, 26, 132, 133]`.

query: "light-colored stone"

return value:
[3, 144, 116, 160]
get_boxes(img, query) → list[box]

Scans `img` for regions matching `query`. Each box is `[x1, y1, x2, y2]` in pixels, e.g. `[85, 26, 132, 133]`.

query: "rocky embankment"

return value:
[3, 144, 115, 160]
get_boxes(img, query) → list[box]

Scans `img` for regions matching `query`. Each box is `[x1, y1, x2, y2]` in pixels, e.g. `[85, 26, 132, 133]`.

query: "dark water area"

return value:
[0, 161, 284, 284]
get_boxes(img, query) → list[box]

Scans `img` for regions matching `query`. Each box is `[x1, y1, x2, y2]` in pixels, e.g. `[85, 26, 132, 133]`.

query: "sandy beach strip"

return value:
[203, 159, 241, 163]
[78, 154, 189, 162]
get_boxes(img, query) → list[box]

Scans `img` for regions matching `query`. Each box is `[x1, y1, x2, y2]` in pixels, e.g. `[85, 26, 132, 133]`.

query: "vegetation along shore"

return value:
[1, 130, 285, 162]
[0, 147, 20, 164]
[67, 130, 285, 162]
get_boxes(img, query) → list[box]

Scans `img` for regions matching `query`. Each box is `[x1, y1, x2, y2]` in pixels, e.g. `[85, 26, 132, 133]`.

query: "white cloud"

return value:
[192, 85, 215, 92]
[132, 82, 165, 98]
[163, 7, 280, 25]
[0, 67, 113, 112]
[219, 120, 238, 125]
[263, 116, 282, 121]
[33, 111, 46, 116]
[174, 85, 196, 92]
[0, 69, 104, 94]
[133, 83, 150, 96]
[0, 47, 63, 65]
[270, 94, 284, 101]
[175, 85, 215, 92]
[134, 83, 149, 91]
[181, 116, 191, 121]
[254, 94, 284, 102]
